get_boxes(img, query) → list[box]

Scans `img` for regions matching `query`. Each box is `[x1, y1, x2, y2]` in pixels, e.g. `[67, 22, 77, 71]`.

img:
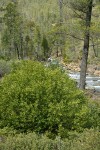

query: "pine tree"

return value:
[2, 2, 23, 59]
[69, 0, 93, 89]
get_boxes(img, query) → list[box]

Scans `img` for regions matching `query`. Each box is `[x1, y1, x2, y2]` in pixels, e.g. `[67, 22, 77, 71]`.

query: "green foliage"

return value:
[2, 2, 23, 59]
[0, 129, 100, 150]
[0, 60, 12, 77]
[0, 127, 17, 136]
[48, 23, 66, 57]
[42, 35, 50, 59]
[67, 128, 100, 150]
[0, 0, 100, 61]
[87, 101, 100, 129]
[0, 60, 91, 137]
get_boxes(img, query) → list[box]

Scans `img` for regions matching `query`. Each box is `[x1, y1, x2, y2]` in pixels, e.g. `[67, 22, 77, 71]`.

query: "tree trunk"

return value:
[14, 43, 20, 59]
[20, 32, 24, 59]
[56, 46, 59, 57]
[79, 0, 93, 89]
[59, 0, 63, 24]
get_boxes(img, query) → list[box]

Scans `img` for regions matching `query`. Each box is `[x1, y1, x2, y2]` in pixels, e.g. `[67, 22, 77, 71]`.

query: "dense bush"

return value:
[87, 101, 100, 129]
[0, 60, 98, 137]
[0, 129, 100, 150]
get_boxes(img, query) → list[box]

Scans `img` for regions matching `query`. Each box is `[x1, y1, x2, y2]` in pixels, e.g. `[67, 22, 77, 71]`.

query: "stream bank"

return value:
[62, 62, 100, 76]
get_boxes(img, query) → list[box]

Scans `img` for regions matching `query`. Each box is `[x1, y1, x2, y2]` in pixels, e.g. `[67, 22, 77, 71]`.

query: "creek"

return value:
[69, 72, 100, 92]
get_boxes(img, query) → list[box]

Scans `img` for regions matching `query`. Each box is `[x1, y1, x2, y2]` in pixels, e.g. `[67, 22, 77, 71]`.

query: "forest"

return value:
[0, 0, 100, 149]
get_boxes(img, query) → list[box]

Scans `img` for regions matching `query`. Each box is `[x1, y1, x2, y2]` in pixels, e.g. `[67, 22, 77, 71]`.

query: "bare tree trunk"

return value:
[16, 46, 20, 60]
[14, 42, 20, 59]
[56, 47, 59, 57]
[59, 0, 64, 57]
[20, 32, 24, 59]
[79, 0, 93, 89]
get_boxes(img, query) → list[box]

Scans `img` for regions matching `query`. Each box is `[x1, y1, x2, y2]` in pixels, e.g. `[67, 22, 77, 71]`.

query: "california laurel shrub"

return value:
[0, 129, 100, 150]
[0, 60, 99, 137]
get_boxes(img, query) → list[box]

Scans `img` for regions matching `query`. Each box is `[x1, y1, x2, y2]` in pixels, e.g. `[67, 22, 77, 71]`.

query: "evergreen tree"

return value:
[42, 35, 50, 60]
[2, 2, 23, 59]
[69, 0, 93, 89]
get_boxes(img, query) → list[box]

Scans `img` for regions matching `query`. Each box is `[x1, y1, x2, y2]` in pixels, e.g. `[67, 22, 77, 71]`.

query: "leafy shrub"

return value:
[0, 127, 17, 136]
[87, 101, 100, 129]
[0, 60, 93, 137]
[0, 60, 12, 77]
[68, 128, 100, 150]
[0, 129, 100, 150]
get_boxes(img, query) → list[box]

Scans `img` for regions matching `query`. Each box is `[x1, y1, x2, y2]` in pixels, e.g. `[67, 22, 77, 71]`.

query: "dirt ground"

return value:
[62, 62, 100, 76]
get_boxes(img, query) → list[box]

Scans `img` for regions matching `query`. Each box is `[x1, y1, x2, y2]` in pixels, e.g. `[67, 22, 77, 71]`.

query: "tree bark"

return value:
[79, 0, 93, 89]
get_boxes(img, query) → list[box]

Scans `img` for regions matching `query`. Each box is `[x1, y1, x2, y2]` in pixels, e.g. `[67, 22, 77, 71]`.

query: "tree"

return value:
[2, 2, 24, 59]
[69, 0, 93, 89]
[79, 0, 93, 89]
[42, 35, 50, 60]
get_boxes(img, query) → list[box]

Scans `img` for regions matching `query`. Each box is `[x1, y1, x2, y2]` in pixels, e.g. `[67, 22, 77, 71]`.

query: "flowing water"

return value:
[69, 72, 100, 92]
